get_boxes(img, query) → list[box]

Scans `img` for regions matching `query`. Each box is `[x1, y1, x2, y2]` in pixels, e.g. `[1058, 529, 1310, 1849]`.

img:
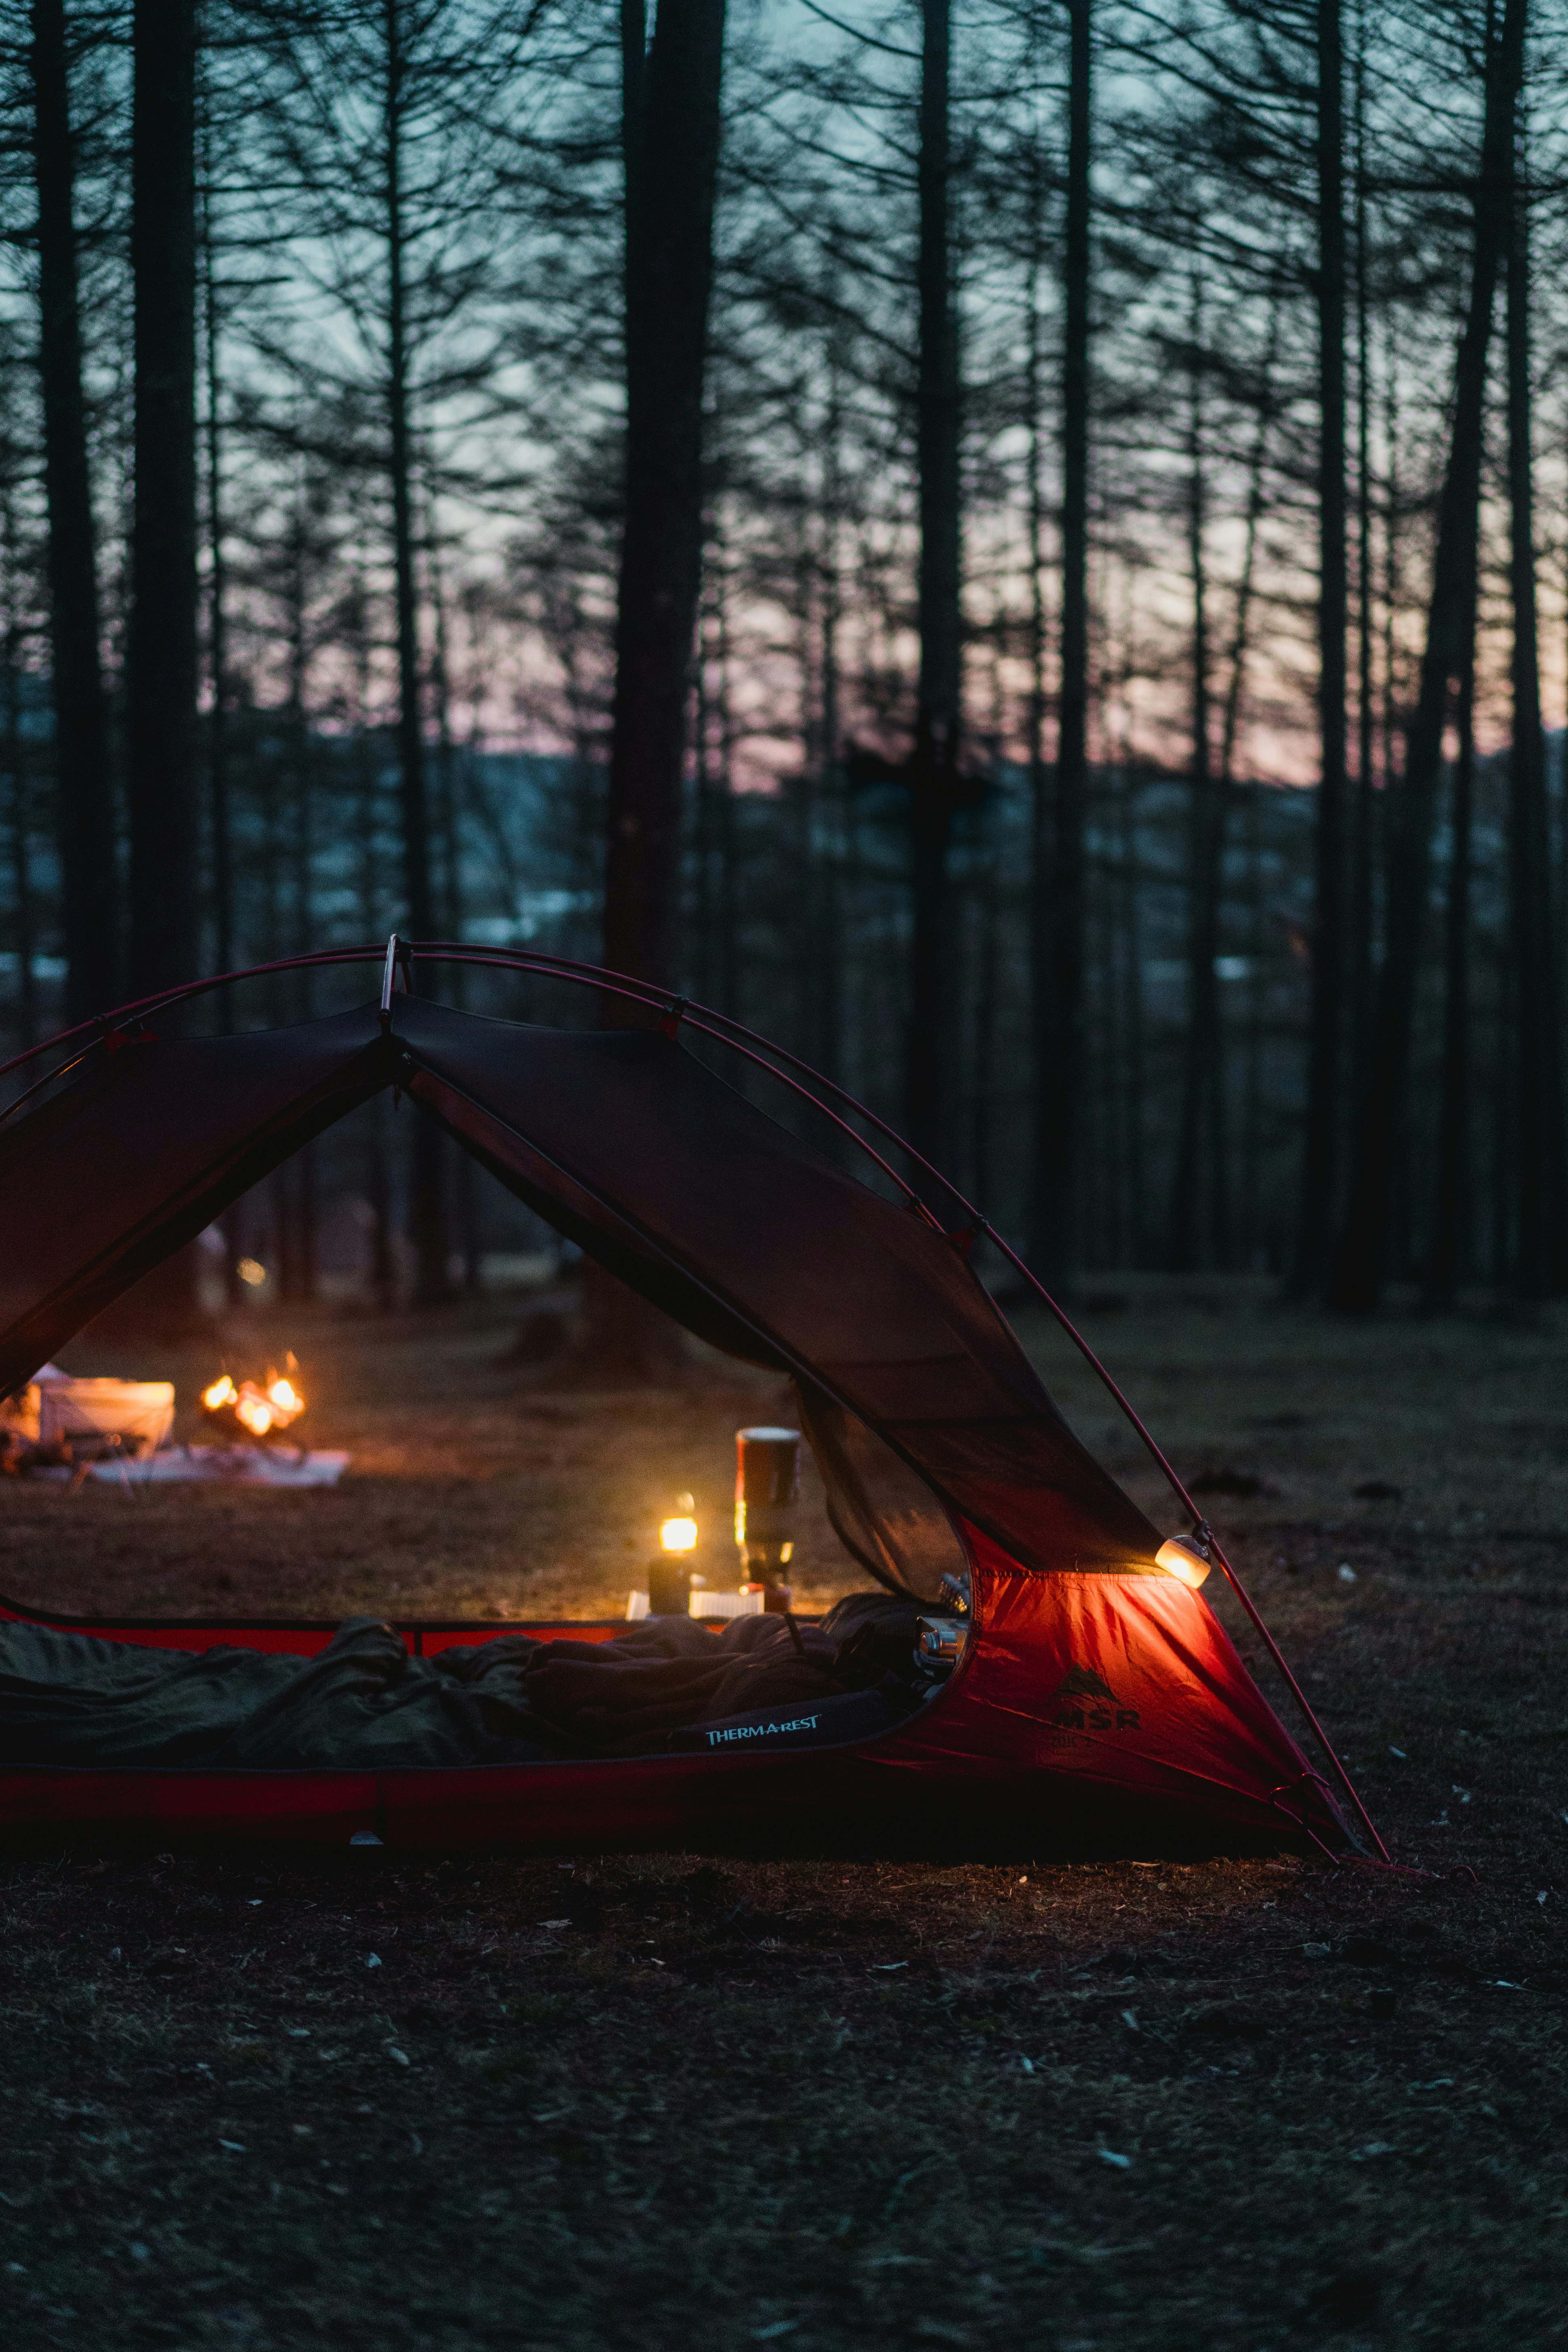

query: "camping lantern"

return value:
[735, 1426, 800, 1610]
[1155, 1532, 1213, 1588]
[658, 1500, 698, 1555]
[647, 1492, 700, 1615]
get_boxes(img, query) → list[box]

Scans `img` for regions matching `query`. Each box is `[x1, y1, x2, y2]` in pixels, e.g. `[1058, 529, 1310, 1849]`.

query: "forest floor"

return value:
[0, 1279, 1565, 2350]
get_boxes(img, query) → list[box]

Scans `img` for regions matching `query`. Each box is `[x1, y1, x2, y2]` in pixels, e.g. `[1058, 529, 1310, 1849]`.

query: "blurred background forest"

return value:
[0, 0, 1565, 1322]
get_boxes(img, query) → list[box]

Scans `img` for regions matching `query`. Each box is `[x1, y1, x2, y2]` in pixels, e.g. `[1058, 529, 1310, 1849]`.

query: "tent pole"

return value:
[0, 945, 383, 1095]
[407, 948, 950, 1226]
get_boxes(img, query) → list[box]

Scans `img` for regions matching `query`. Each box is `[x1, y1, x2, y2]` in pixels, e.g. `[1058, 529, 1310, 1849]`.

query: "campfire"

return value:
[201, 1355, 308, 1446]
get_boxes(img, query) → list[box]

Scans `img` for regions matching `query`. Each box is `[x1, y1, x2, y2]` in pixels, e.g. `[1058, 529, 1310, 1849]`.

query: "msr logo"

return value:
[1047, 1664, 1140, 1732]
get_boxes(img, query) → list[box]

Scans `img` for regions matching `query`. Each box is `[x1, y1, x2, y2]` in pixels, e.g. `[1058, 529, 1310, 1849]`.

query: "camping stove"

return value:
[914, 1615, 969, 1675]
[735, 1425, 800, 1609]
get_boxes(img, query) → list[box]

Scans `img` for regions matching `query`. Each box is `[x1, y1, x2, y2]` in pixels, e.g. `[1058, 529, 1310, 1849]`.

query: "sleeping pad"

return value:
[0, 1595, 929, 1770]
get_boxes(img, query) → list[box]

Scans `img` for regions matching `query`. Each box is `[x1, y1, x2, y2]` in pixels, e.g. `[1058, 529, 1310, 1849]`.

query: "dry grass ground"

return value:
[1, 1281, 1565, 2351]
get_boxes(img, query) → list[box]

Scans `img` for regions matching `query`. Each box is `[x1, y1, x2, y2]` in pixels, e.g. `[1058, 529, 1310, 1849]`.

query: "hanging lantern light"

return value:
[1155, 1532, 1213, 1588]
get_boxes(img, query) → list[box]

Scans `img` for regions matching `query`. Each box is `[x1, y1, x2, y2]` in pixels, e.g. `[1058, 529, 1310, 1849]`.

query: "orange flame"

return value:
[203, 1358, 306, 1440]
[235, 1389, 274, 1437]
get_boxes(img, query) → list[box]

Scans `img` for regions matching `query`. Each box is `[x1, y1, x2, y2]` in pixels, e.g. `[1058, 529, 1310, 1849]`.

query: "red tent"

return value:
[0, 944, 1381, 1860]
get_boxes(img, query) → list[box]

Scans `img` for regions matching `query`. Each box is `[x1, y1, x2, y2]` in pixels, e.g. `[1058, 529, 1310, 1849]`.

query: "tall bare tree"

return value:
[30, 0, 114, 1023]
[127, 0, 199, 1007]
[602, 0, 727, 989]
[1293, 0, 1348, 1291]
[381, 0, 447, 1303]
[1426, 574, 1477, 1304]
[583, 0, 726, 1376]
[905, 0, 962, 1169]
[1501, 36, 1565, 1296]
[1168, 267, 1217, 1272]
[1330, 0, 1521, 1311]
[1032, 0, 1090, 1289]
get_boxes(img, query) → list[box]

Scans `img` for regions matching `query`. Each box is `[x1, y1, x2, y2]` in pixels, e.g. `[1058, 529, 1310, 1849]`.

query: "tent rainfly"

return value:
[0, 943, 1383, 1860]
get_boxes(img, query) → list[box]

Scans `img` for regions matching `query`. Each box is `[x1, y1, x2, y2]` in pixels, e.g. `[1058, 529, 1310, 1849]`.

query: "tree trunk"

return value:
[1349, 3, 1376, 1130]
[970, 802, 999, 1207]
[1562, 427, 1568, 1045]
[792, 478, 818, 1058]
[31, 0, 115, 1025]
[1170, 293, 1276, 1273]
[427, 499, 462, 943]
[1426, 603, 1477, 1305]
[713, 543, 739, 1017]
[1294, 0, 1348, 1293]
[1211, 304, 1278, 1268]
[620, 0, 645, 235]
[1381, 303, 1402, 798]
[1118, 762, 1147, 1267]
[437, 592, 482, 1296]
[3, 542, 38, 1050]
[290, 503, 317, 1302]
[1502, 66, 1566, 1296]
[1169, 277, 1217, 1273]
[603, 0, 726, 991]
[384, 3, 430, 955]
[1242, 779, 1266, 1266]
[590, 0, 726, 1382]
[1024, 31, 1052, 1228]
[202, 170, 244, 1292]
[1490, 944, 1514, 1285]
[201, 140, 232, 999]
[1329, 0, 1519, 1311]
[1025, 145, 1047, 1008]
[815, 316, 846, 1085]
[694, 582, 717, 1007]
[1032, 0, 1090, 1289]
[108, 0, 203, 1346]
[906, 0, 962, 1170]
[426, 494, 480, 1292]
[347, 583, 393, 1310]
[381, 0, 446, 1306]
[694, 523, 740, 1022]
[128, 0, 198, 1006]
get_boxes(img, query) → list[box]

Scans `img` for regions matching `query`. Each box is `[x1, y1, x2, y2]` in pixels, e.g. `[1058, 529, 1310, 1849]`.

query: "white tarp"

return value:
[81, 1446, 349, 1488]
